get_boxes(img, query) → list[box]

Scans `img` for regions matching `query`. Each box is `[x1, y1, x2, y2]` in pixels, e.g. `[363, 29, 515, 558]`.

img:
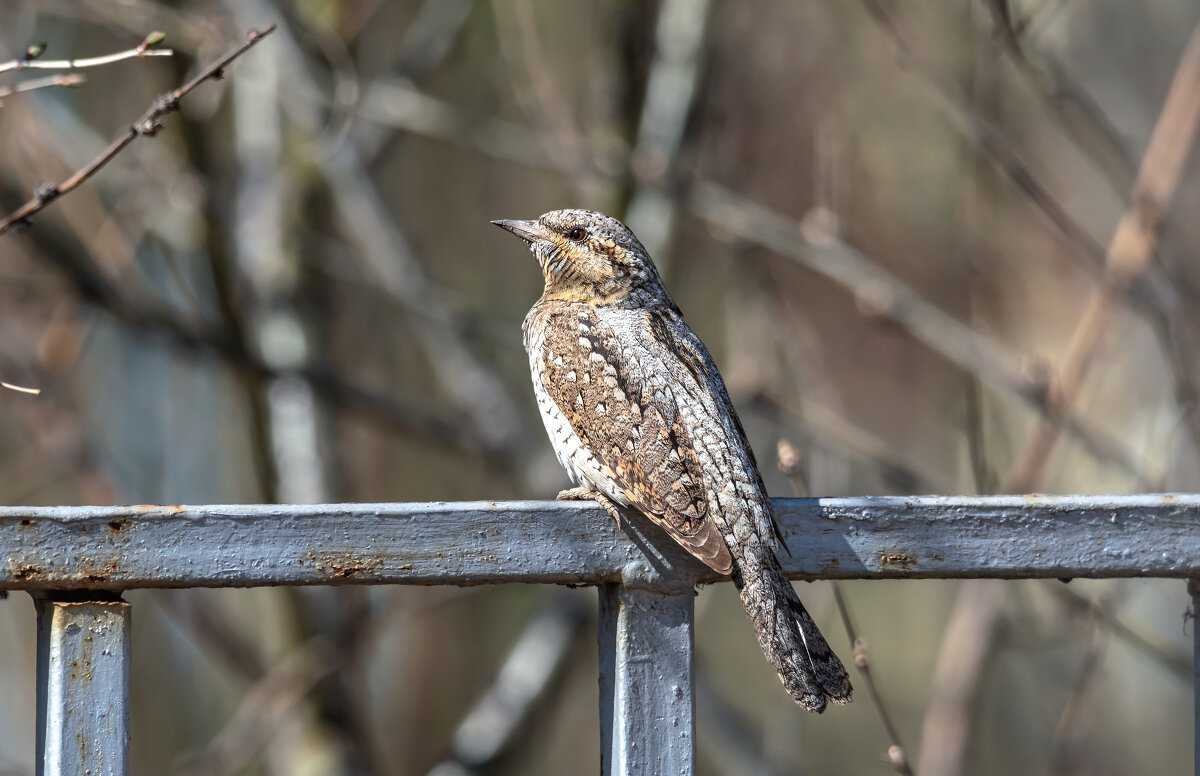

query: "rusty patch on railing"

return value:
[80, 558, 121, 583]
[12, 563, 41, 580]
[879, 551, 916, 569]
[303, 550, 385, 580]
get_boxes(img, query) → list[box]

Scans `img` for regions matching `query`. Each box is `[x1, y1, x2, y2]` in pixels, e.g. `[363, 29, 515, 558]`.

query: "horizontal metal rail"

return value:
[3, 494, 1198, 776]
[3, 495, 1199, 590]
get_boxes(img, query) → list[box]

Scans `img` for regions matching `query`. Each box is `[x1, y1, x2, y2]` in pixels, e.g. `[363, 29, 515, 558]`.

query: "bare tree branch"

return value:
[623, 0, 714, 269]
[427, 593, 588, 775]
[978, 0, 1136, 196]
[859, 0, 1198, 314]
[0, 32, 172, 74]
[918, 580, 1005, 776]
[242, 10, 529, 466]
[14, 216, 499, 459]
[1002, 22, 1200, 492]
[1045, 582, 1190, 679]
[347, 71, 1158, 486]
[0, 25, 275, 235]
[492, 0, 607, 201]
[1045, 586, 1122, 776]
[693, 184, 1153, 487]
[393, 0, 479, 81]
[173, 638, 339, 776]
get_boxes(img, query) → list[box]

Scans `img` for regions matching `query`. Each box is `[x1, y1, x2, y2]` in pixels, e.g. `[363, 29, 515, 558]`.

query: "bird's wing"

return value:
[538, 306, 735, 574]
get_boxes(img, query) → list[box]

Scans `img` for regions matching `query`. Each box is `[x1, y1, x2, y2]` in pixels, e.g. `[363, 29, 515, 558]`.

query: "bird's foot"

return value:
[556, 487, 624, 530]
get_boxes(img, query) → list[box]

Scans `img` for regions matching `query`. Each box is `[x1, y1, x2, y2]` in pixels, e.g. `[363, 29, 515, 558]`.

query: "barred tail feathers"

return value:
[734, 550, 853, 713]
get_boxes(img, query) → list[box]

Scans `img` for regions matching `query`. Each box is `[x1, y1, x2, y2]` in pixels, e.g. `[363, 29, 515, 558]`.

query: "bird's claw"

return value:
[556, 487, 624, 530]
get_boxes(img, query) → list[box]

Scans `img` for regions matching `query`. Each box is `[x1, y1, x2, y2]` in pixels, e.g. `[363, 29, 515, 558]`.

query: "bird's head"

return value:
[492, 209, 664, 306]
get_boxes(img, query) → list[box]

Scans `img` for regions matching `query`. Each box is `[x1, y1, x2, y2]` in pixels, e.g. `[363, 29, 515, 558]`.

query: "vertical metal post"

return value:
[1191, 580, 1200, 776]
[598, 583, 695, 776]
[34, 596, 131, 776]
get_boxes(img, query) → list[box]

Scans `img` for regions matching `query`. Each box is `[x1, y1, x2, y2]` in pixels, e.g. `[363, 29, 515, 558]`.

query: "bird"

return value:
[492, 208, 852, 712]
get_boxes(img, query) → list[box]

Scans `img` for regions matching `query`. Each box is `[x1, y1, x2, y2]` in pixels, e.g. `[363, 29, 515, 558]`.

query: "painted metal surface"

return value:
[34, 597, 130, 776]
[1192, 579, 1200, 776]
[7, 496, 1200, 776]
[1, 495, 1199, 590]
[599, 583, 695, 776]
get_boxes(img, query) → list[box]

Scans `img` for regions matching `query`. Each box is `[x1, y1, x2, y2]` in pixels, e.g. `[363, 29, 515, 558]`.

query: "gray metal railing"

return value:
[3, 495, 1199, 775]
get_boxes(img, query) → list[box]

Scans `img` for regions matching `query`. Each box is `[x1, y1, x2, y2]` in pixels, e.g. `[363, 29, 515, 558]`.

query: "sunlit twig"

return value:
[1, 381, 41, 395]
[0, 33, 172, 74]
[0, 26, 274, 235]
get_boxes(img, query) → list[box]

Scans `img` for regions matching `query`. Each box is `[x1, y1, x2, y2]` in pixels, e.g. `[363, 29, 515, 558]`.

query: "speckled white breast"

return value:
[523, 308, 630, 507]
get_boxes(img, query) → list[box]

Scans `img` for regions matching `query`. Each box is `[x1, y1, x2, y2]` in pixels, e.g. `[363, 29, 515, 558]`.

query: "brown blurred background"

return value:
[2, 0, 1199, 774]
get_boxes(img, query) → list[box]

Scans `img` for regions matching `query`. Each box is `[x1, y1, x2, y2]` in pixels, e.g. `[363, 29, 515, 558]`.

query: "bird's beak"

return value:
[491, 219, 550, 244]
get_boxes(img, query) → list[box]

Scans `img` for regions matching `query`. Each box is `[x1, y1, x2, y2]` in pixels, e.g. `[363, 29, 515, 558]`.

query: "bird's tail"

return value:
[734, 550, 853, 712]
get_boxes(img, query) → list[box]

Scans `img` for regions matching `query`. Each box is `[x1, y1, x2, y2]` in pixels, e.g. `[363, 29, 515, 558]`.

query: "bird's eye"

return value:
[568, 227, 587, 242]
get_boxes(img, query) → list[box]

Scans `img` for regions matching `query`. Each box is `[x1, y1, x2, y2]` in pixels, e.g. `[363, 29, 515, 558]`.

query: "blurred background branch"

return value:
[0, 73, 87, 101]
[1002, 21, 1200, 492]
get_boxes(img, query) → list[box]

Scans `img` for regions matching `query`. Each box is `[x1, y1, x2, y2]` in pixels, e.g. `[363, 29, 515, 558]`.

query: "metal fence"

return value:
[3, 494, 1199, 776]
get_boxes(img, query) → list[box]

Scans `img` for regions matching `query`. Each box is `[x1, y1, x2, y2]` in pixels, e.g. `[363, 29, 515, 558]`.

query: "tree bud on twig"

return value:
[138, 32, 167, 53]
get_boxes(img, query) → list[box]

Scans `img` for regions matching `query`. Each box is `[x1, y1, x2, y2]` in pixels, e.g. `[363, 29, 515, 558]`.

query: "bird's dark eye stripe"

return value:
[568, 227, 587, 242]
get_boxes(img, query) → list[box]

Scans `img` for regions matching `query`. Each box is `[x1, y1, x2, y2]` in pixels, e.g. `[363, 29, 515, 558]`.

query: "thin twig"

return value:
[0, 73, 86, 100]
[1001, 23, 1200, 492]
[0, 33, 172, 74]
[0, 25, 276, 236]
[779, 441, 913, 774]
[832, 584, 915, 776]
[0, 381, 40, 395]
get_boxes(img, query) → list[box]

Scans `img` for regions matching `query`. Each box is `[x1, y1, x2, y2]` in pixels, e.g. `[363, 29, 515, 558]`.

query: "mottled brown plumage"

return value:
[493, 209, 852, 712]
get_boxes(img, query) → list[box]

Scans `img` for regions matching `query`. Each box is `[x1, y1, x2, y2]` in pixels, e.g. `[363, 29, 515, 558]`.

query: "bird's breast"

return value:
[523, 304, 622, 498]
